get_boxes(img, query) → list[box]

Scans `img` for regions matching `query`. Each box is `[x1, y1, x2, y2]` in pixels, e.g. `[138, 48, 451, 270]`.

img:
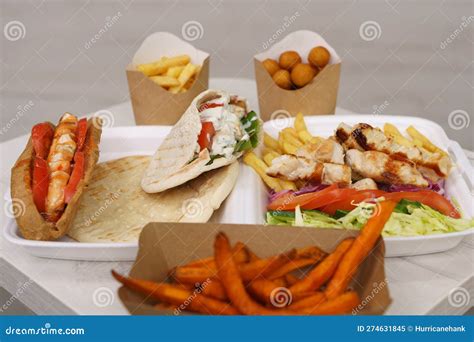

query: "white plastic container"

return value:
[262, 114, 473, 257]
[4, 126, 261, 261]
[4, 116, 473, 260]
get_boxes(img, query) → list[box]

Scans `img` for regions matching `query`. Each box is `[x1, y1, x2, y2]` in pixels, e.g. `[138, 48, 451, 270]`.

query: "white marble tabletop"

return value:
[0, 78, 472, 315]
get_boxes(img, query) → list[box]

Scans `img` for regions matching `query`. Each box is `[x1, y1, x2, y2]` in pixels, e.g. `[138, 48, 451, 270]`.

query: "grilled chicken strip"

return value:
[338, 123, 451, 178]
[351, 178, 378, 190]
[345, 149, 428, 187]
[295, 138, 345, 164]
[267, 154, 351, 186]
[335, 123, 366, 151]
[46, 113, 78, 221]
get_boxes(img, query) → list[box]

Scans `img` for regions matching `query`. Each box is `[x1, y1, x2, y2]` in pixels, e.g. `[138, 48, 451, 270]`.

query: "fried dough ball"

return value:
[291, 63, 315, 88]
[273, 69, 293, 90]
[262, 59, 280, 77]
[279, 51, 302, 70]
[308, 46, 331, 68]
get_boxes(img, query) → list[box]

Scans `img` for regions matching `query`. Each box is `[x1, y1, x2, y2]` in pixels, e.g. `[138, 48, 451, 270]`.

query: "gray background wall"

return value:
[1, 0, 473, 149]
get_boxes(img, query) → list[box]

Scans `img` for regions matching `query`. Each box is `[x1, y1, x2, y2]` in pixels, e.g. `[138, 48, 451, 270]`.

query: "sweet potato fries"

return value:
[112, 199, 395, 315]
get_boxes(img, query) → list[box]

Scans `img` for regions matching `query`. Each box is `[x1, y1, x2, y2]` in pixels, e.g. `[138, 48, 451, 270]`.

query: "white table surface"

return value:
[0, 78, 472, 315]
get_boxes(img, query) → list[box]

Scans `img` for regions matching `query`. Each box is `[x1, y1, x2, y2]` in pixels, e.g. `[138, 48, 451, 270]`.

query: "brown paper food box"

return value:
[117, 223, 391, 315]
[126, 58, 209, 125]
[126, 32, 210, 125]
[254, 30, 341, 121]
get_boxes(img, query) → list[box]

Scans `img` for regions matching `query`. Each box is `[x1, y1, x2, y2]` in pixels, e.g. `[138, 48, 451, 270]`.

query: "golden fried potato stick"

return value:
[294, 112, 308, 133]
[280, 130, 303, 147]
[149, 76, 180, 87]
[289, 239, 353, 294]
[263, 151, 281, 166]
[406, 125, 448, 156]
[136, 55, 190, 76]
[263, 132, 282, 153]
[166, 65, 185, 78]
[111, 270, 238, 315]
[243, 152, 282, 191]
[383, 123, 415, 148]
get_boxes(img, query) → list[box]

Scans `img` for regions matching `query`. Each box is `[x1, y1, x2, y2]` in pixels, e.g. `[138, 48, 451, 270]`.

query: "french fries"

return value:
[243, 152, 282, 191]
[114, 230, 383, 315]
[406, 125, 447, 156]
[149, 76, 180, 87]
[136, 54, 200, 93]
[383, 123, 415, 148]
[263, 132, 282, 153]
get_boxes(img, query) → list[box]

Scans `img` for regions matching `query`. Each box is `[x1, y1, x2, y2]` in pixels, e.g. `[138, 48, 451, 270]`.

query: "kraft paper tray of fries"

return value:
[114, 222, 391, 315]
[126, 32, 210, 125]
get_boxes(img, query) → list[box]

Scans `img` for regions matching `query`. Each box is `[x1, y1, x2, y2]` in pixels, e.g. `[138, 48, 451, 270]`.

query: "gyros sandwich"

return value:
[141, 89, 261, 193]
[11, 113, 102, 241]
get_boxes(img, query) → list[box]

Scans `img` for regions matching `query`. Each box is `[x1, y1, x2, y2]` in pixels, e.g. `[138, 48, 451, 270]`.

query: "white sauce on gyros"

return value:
[198, 94, 248, 160]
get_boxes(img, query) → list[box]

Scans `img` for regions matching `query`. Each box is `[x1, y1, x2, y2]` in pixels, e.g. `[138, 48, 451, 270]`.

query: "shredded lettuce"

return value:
[266, 201, 474, 237]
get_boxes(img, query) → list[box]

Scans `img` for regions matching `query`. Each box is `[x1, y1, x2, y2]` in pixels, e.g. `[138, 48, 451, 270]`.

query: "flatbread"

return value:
[141, 89, 242, 193]
[68, 155, 239, 243]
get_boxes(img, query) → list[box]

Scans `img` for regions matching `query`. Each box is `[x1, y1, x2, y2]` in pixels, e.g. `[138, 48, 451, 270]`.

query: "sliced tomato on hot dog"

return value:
[64, 151, 85, 204]
[31, 123, 54, 159]
[75, 118, 88, 151]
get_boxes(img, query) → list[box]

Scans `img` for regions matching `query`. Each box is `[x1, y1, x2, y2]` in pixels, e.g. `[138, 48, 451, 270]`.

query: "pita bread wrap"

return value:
[141, 89, 261, 193]
[68, 156, 239, 243]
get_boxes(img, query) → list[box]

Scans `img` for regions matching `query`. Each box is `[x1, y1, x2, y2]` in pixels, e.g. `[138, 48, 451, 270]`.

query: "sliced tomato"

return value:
[199, 102, 223, 112]
[75, 118, 88, 151]
[384, 191, 460, 218]
[31, 123, 54, 159]
[32, 157, 49, 213]
[267, 184, 338, 211]
[64, 152, 85, 204]
[321, 190, 387, 215]
[301, 188, 358, 210]
[197, 122, 216, 151]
